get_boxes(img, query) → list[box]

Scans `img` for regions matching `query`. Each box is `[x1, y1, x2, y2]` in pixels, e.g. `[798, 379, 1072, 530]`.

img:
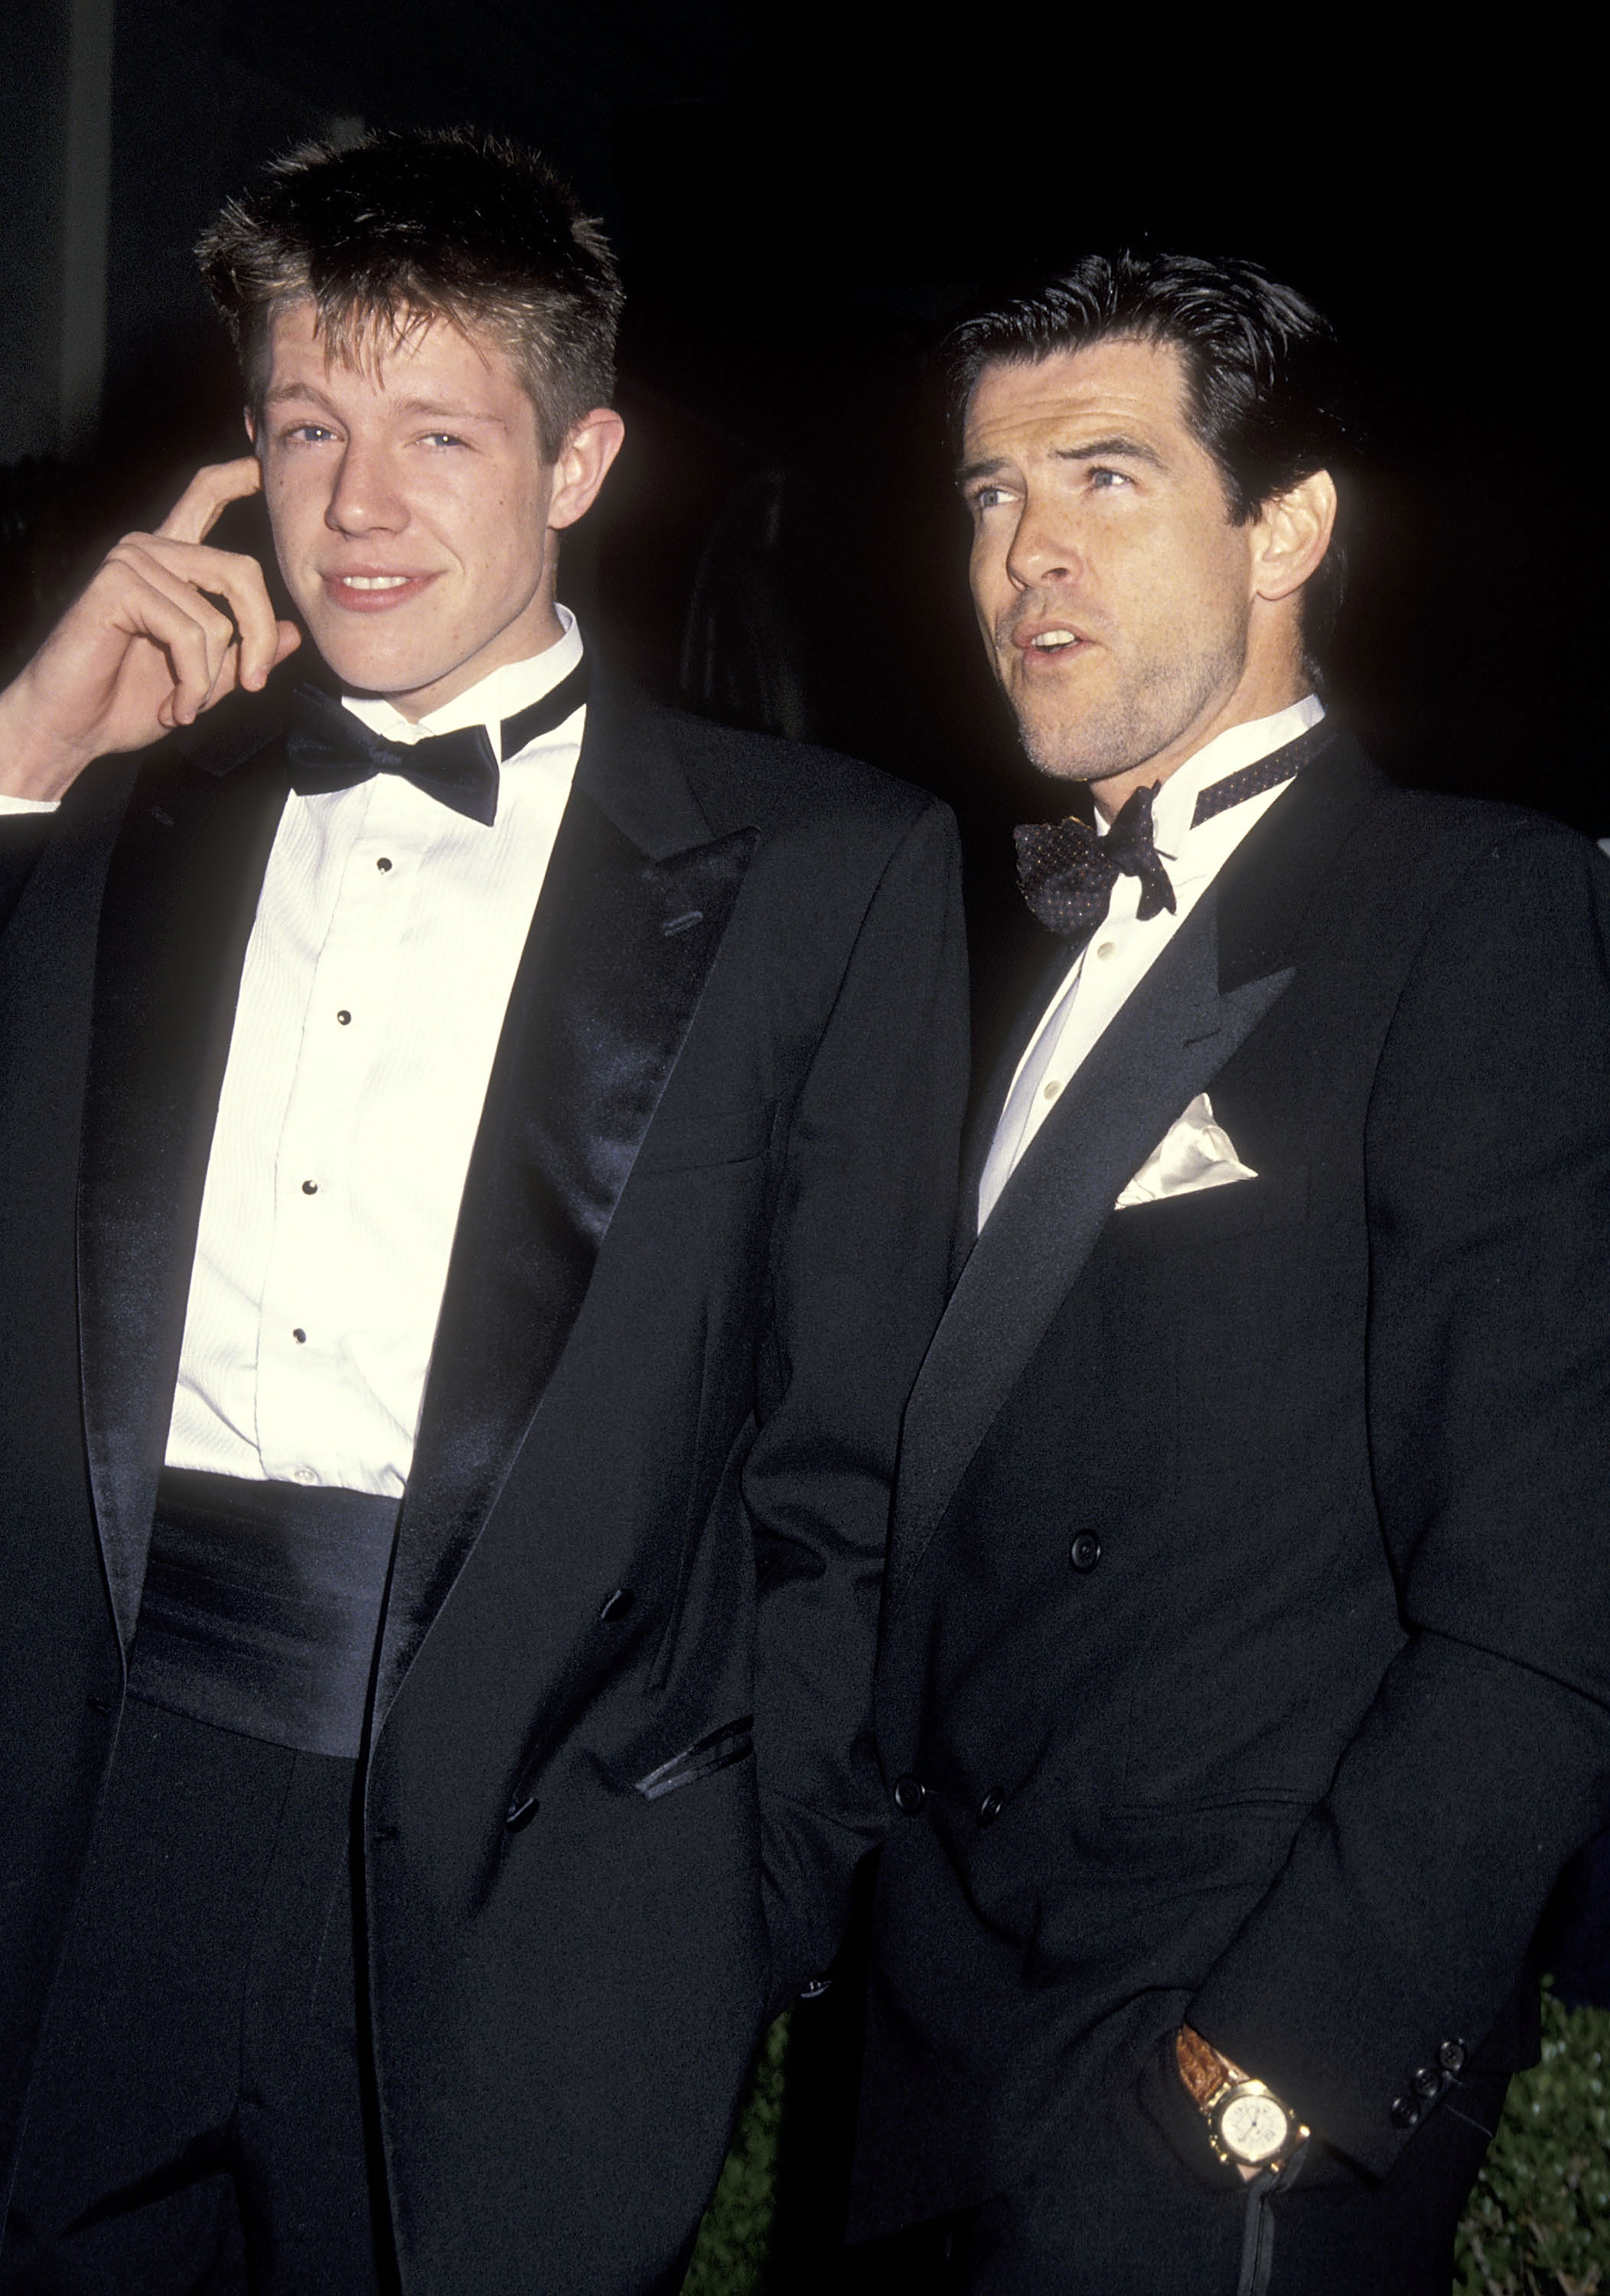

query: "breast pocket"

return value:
[632, 1105, 774, 1175]
[1108, 1163, 1309, 1251]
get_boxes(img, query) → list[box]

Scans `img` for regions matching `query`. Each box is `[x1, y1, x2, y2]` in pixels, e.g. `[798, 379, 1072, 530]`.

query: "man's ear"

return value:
[1251, 469, 1337, 605]
[548, 408, 627, 531]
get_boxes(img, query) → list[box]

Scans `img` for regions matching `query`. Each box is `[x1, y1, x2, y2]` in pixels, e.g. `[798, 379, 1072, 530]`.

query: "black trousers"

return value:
[850, 2070, 1508, 2296]
[0, 1698, 384, 2296]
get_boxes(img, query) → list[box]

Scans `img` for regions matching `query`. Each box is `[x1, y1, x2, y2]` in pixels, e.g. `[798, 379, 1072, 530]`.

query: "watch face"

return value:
[1218, 2089, 1291, 2164]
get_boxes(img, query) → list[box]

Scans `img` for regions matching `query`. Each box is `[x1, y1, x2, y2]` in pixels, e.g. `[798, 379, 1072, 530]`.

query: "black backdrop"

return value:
[2, 5, 1599, 878]
[0, 9, 1600, 2278]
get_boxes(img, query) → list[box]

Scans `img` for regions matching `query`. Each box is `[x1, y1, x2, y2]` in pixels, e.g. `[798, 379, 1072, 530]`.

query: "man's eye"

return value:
[282, 423, 335, 445]
[1090, 467, 1133, 490]
[969, 485, 1009, 514]
[422, 432, 468, 449]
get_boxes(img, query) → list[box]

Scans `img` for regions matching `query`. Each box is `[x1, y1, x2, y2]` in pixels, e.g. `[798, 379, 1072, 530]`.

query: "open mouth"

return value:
[322, 572, 438, 612]
[1014, 626, 1085, 662]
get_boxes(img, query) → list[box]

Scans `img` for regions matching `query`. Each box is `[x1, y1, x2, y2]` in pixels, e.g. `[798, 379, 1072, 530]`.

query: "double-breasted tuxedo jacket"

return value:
[0, 670, 967, 2294]
[851, 729, 1610, 2247]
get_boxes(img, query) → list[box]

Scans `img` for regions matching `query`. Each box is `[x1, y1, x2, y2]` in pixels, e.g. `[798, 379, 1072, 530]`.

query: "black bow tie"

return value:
[285, 657, 591, 827]
[1014, 781, 1176, 941]
[1013, 726, 1324, 940]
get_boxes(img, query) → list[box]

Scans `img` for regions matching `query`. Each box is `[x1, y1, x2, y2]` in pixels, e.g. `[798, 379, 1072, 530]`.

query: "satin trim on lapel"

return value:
[372, 775, 758, 1729]
[77, 743, 288, 1653]
[885, 890, 1292, 1619]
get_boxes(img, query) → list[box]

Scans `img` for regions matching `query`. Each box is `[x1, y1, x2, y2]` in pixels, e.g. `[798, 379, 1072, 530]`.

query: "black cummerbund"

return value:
[126, 1468, 401, 1760]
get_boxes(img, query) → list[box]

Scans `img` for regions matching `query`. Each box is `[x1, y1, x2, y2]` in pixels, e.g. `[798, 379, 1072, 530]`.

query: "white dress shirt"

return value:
[978, 697, 1325, 1230]
[157, 610, 587, 1493]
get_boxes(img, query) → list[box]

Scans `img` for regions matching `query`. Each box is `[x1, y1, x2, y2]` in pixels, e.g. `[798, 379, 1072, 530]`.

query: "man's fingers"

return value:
[155, 456, 264, 548]
[109, 547, 243, 722]
[119, 573, 300, 719]
[187, 618, 301, 714]
[115, 535, 284, 690]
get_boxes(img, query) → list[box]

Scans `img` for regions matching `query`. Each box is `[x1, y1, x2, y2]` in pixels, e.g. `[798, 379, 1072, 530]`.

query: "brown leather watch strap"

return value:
[1175, 2023, 1234, 2108]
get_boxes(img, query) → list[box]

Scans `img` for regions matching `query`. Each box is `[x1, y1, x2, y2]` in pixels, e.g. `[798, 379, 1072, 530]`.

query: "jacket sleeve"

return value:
[1187, 824, 1610, 2174]
[0, 810, 57, 936]
[743, 798, 970, 2012]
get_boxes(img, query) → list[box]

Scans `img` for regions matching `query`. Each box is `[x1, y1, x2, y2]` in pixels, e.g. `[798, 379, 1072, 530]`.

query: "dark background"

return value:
[1, 1, 1600, 931]
[0, 8, 1601, 2275]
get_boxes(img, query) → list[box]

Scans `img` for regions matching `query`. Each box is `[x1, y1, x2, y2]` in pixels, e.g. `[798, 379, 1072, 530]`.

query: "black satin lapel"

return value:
[373, 789, 758, 1726]
[77, 748, 288, 1652]
[887, 892, 1293, 1617]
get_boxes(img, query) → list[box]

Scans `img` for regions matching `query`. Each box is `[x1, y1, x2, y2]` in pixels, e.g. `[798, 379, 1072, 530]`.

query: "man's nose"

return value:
[1004, 500, 1081, 591]
[325, 440, 406, 535]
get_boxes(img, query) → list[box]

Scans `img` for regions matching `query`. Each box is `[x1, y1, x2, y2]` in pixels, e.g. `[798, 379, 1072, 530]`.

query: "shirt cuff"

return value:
[0, 794, 61, 814]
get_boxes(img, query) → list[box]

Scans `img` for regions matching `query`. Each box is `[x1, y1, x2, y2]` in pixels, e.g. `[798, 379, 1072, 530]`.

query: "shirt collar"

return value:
[342, 604, 585, 755]
[1145, 695, 1325, 861]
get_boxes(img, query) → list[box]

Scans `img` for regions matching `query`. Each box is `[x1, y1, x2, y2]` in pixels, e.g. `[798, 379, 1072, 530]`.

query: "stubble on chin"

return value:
[1017, 694, 1139, 787]
[1010, 634, 1245, 788]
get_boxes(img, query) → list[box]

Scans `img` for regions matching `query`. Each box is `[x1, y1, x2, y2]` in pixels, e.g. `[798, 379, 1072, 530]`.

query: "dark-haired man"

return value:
[849, 254, 1610, 2292]
[0, 129, 966, 2295]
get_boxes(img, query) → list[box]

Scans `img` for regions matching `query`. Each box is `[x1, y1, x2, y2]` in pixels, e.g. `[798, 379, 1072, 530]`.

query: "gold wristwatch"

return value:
[1175, 2025, 1309, 2174]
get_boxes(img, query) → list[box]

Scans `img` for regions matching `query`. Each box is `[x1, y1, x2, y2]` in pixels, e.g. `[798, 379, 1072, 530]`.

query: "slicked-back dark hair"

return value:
[197, 126, 623, 459]
[947, 252, 1351, 657]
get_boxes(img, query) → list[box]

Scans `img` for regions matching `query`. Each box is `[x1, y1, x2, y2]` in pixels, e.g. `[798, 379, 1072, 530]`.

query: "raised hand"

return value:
[0, 457, 301, 801]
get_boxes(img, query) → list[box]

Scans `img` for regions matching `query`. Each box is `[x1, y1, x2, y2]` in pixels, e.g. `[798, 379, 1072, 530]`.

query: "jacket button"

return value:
[505, 1792, 539, 1832]
[598, 1587, 634, 1622]
[1390, 2095, 1422, 2130]
[1438, 2040, 1467, 2074]
[1069, 1531, 1103, 1572]
[892, 1775, 927, 1815]
[1413, 2066, 1442, 2100]
[976, 1789, 1004, 1827]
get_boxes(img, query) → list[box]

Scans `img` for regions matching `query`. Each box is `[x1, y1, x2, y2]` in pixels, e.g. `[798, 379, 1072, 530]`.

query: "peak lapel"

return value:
[77, 731, 288, 1652]
[885, 889, 1292, 1618]
[372, 685, 757, 1728]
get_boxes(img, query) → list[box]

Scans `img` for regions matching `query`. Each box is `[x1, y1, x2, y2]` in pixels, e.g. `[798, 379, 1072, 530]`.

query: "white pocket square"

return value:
[1115, 1092, 1257, 1209]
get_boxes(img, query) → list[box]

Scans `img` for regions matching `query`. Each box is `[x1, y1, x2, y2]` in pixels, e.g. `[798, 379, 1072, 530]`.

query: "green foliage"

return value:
[686, 1991, 1610, 2295]
[682, 2015, 790, 2296]
[1455, 1988, 1610, 2296]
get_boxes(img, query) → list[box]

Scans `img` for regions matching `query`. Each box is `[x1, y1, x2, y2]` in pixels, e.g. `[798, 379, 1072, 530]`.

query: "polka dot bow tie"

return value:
[1013, 738, 1314, 941]
[1014, 780, 1175, 941]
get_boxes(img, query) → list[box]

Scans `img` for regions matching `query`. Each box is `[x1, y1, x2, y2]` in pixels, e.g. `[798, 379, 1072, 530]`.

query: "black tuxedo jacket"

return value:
[0, 670, 968, 2294]
[851, 729, 1610, 2245]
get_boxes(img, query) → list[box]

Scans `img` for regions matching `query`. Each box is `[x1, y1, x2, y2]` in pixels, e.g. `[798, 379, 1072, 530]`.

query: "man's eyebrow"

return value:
[259, 381, 506, 428]
[955, 434, 1169, 488]
[1051, 434, 1168, 471]
[390, 396, 507, 426]
[956, 455, 1012, 488]
[262, 379, 342, 412]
